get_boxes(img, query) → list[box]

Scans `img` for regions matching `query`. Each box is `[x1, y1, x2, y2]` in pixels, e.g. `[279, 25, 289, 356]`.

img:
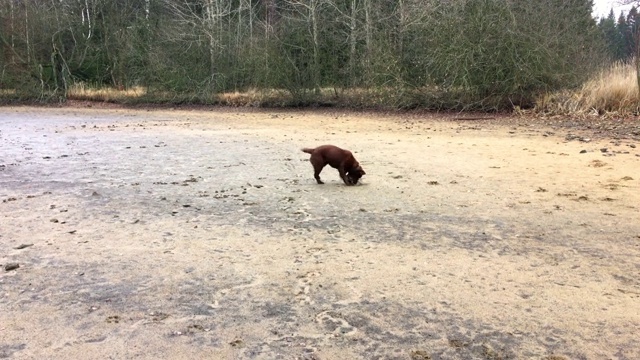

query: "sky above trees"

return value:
[593, 0, 633, 18]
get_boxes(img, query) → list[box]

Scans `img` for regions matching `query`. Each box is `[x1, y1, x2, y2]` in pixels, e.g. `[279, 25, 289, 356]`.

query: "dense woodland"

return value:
[0, 0, 632, 109]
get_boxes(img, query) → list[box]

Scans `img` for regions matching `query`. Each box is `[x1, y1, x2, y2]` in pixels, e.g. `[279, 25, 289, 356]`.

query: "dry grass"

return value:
[215, 86, 507, 110]
[217, 88, 294, 107]
[67, 83, 147, 102]
[217, 87, 396, 108]
[537, 60, 640, 116]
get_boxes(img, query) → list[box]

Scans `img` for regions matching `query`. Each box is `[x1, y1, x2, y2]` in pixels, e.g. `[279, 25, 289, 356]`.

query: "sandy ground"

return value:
[1, 106, 639, 360]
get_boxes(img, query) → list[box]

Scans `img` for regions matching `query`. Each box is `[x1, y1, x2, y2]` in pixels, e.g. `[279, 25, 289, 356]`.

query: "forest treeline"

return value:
[0, 0, 626, 110]
[598, 6, 640, 61]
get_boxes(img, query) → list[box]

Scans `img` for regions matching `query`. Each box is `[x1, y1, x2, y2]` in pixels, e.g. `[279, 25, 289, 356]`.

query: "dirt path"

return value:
[1, 107, 639, 359]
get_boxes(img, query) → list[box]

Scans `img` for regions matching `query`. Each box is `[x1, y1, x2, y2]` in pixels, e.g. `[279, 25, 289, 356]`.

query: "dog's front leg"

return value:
[338, 168, 352, 185]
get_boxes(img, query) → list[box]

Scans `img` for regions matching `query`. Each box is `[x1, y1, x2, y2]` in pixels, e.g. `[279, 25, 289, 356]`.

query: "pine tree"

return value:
[599, 9, 625, 60]
[623, 7, 639, 58]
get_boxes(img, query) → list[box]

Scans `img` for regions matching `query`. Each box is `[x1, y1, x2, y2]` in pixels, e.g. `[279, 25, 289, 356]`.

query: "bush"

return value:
[408, 0, 604, 110]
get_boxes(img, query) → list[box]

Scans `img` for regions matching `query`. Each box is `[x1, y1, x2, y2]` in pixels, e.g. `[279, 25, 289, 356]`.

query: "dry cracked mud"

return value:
[1, 106, 639, 359]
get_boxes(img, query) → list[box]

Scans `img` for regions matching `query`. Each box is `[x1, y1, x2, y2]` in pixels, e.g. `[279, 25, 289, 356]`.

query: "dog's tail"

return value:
[301, 147, 315, 154]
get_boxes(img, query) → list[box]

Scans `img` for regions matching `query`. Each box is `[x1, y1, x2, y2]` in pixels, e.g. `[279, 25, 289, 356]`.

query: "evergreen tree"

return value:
[599, 9, 625, 60]
[625, 6, 640, 59]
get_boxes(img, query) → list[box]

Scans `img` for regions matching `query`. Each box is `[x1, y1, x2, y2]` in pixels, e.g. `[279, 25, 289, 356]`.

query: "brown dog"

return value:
[302, 145, 365, 185]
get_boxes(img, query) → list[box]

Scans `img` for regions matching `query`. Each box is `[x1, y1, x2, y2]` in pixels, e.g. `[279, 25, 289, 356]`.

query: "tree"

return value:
[410, 0, 602, 109]
[599, 10, 625, 60]
[618, 2, 640, 89]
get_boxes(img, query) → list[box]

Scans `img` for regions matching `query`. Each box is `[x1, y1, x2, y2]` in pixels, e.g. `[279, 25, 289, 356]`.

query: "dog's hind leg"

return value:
[310, 157, 325, 184]
[313, 166, 325, 184]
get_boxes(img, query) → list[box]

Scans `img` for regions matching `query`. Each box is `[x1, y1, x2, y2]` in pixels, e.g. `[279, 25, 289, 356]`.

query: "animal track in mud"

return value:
[589, 159, 608, 168]
[295, 271, 321, 305]
[105, 315, 121, 324]
[315, 310, 358, 336]
[209, 277, 264, 309]
[147, 312, 170, 322]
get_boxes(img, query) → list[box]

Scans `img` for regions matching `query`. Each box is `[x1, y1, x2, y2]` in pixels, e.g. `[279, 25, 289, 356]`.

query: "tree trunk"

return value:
[397, 0, 404, 55]
[248, 0, 254, 44]
[83, 0, 93, 39]
[10, 0, 15, 63]
[266, 0, 277, 34]
[636, 25, 640, 94]
[237, 0, 243, 49]
[25, 3, 31, 64]
[311, 0, 320, 94]
[349, 0, 357, 85]
[205, 0, 217, 83]
[364, 0, 372, 84]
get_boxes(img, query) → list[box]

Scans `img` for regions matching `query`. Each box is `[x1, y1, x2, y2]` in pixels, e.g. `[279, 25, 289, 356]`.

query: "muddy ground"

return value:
[1, 106, 639, 359]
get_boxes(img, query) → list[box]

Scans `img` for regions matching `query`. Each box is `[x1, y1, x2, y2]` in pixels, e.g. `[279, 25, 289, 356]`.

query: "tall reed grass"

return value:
[537, 60, 640, 115]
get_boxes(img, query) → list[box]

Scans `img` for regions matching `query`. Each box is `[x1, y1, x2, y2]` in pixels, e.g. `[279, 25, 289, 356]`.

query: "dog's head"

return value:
[347, 166, 366, 184]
